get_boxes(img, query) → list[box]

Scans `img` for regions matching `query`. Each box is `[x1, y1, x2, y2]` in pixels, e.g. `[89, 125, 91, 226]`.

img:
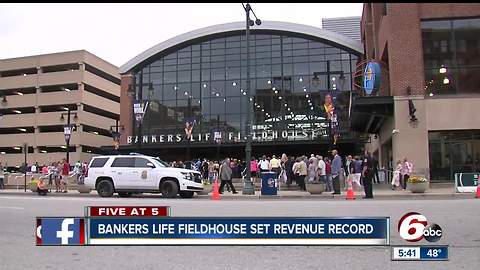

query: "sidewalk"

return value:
[0, 185, 475, 200]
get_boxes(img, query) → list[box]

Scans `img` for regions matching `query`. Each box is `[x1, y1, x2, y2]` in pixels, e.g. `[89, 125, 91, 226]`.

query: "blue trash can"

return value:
[261, 171, 278, 195]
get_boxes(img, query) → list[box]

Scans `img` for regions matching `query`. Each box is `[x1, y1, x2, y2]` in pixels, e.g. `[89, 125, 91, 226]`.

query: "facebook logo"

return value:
[36, 218, 84, 245]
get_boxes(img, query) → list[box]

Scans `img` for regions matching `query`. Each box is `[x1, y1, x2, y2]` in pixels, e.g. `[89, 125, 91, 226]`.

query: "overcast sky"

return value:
[0, 3, 363, 67]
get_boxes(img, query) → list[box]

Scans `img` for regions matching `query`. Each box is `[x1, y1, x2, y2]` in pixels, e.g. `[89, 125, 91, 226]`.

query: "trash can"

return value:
[261, 171, 278, 195]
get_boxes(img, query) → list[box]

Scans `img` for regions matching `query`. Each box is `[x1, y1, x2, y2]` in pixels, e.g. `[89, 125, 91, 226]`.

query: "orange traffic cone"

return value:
[475, 185, 480, 199]
[211, 177, 221, 200]
[346, 176, 356, 200]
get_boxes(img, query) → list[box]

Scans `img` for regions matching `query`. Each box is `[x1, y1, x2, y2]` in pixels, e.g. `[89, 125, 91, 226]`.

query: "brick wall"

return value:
[119, 74, 133, 144]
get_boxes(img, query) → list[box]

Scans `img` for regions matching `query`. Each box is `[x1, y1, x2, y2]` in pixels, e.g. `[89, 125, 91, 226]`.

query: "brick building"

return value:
[353, 3, 480, 181]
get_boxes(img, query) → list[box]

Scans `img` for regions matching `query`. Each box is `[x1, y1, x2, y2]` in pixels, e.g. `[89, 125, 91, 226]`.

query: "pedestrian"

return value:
[0, 162, 4, 189]
[317, 156, 326, 184]
[250, 157, 259, 184]
[61, 159, 70, 193]
[307, 156, 318, 183]
[351, 156, 363, 191]
[325, 157, 332, 192]
[218, 158, 237, 194]
[401, 157, 413, 190]
[208, 160, 215, 184]
[391, 160, 402, 190]
[31, 162, 38, 174]
[201, 159, 209, 184]
[331, 150, 342, 195]
[361, 151, 375, 199]
[270, 155, 281, 178]
[292, 157, 307, 191]
[258, 155, 270, 173]
[285, 156, 295, 186]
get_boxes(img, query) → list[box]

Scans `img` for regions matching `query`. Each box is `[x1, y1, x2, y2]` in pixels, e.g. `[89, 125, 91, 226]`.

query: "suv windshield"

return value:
[152, 157, 170, 167]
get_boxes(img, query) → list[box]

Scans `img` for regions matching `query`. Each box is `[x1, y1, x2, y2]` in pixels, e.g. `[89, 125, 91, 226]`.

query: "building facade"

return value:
[358, 3, 480, 181]
[118, 21, 366, 160]
[0, 50, 120, 170]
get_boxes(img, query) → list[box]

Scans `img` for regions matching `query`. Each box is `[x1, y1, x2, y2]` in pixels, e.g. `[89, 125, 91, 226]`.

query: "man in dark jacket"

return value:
[361, 151, 375, 199]
[285, 157, 295, 185]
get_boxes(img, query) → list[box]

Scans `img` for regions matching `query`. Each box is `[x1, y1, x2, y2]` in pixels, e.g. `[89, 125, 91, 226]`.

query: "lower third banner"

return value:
[87, 217, 389, 245]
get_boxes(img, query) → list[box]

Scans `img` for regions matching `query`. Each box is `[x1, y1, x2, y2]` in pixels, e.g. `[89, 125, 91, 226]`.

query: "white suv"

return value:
[84, 154, 203, 198]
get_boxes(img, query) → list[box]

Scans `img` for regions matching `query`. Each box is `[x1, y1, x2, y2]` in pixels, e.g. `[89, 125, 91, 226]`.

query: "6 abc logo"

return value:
[398, 212, 443, 242]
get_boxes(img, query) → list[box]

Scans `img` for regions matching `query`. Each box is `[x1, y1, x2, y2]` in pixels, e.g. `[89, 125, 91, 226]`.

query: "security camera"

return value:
[392, 129, 399, 134]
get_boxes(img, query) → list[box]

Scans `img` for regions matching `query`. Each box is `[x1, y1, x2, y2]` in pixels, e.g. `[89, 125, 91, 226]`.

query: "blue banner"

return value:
[88, 217, 389, 245]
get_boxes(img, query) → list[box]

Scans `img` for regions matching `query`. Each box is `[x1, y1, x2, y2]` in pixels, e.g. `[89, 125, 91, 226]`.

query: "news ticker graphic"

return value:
[36, 207, 389, 246]
[391, 246, 449, 261]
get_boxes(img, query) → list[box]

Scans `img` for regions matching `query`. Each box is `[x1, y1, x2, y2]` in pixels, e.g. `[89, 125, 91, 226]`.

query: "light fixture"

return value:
[332, 84, 337, 88]
[13, 146, 21, 150]
[40, 150, 47, 153]
[215, 93, 220, 97]
[92, 131, 99, 135]
[439, 67, 447, 74]
[60, 145, 67, 149]
[429, 93, 434, 97]
[232, 82, 237, 86]
[23, 73, 27, 76]
[299, 77, 303, 82]
[184, 91, 188, 96]
[16, 92, 24, 96]
[331, 77, 336, 81]
[267, 80, 271, 84]
[174, 86, 178, 90]
[274, 90, 278, 94]
[223, 98, 226, 102]
[284, 103, 287, 107]
[278, 96, 282, 100]
[261, 109, 264, 112]
[310, 107, 314, 110]
[203, 83, 207, 88]
[256, 105, 260, 108]
[306, 94, 309, 98]
[0, 151, 5, 155]
[287, 108, 291, 111]
[303, 88, 307, 92]
[87, 150, 92, 153]
[63, 107, 69, 111]
[243, 92, 247, 95]
[64, 87, 71, 92]
[272, 86, 276, 91]
[443, 78, 450, 84]
[18, 128, 26, 132]
[13, 110, 22, 114]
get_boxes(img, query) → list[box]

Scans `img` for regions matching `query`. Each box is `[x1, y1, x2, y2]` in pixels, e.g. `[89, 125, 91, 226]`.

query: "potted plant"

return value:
[28, 179, 39, 192]
[306, 178, 326, 194]
[407, 175, 429, 193]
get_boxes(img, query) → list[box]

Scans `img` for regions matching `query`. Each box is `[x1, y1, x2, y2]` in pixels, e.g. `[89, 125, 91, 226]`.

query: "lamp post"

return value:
[242, 3, 261, 195]
[127, 82, 153, 153]
[60, 108, 78, 163]
[110, 120, 125, 153]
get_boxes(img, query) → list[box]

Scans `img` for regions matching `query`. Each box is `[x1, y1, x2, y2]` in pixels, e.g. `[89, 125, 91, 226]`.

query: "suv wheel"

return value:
[97, 180, 114, 197]
[179, 191, 194, 198]
[160, 180, 179, 198]
[118, 192, 132, 198]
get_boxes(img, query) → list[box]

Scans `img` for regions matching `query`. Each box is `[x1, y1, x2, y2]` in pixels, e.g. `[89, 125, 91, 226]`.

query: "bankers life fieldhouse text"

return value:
[97, 223, 375, 236]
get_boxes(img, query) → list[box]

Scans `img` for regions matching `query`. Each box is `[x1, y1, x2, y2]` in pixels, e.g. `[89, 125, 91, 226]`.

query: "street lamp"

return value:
[60, 109, 78, 163]
[242, 3, 261, 195]
[110, 120, 125, 152]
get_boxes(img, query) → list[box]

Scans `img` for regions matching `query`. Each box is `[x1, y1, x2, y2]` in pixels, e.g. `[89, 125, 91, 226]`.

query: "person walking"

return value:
[317, 156, 326, 184]
[61, 159, 70, 193]
[258, 155, 270, 173]
[285, 156, 295, 186]
[250, 157, 259, 184]
[401, 157, 413, 190]
[351, 156, 363, 191]
[391, 160, 402, 190]
[269, 155, 281, 178]
[325, 157, 332, 192]
[292, 157, 307, 191]
[361, 151, 375, 199]
[331, 150, 342, 195]
[307, 156, 318, 183]
[218, 158, 237, 194]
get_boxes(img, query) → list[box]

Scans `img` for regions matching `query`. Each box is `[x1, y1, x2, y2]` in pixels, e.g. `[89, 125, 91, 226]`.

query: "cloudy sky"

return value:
[0, 3, 363, 67]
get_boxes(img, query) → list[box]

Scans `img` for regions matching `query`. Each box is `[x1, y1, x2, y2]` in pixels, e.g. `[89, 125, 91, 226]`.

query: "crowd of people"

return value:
[169, 150, 411, 199]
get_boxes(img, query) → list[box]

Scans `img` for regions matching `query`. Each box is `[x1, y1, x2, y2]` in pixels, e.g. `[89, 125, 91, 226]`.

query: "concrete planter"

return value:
[76, 184, 92, 193]
[408, 182, 429, 193]
[306, 182, 326, 194]
[197, 184, 213, 195]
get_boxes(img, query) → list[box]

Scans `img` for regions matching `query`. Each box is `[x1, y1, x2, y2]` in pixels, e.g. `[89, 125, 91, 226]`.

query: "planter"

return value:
[408, 182, 429, 193]
[28, 182, 38, 192]
[76, 184, 92, 193]
[306, 182, 326, 194]
[197, 183, 213, 195]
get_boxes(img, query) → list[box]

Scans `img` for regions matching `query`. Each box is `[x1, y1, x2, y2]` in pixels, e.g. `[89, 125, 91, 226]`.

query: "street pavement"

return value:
[0, 193, 479, 270]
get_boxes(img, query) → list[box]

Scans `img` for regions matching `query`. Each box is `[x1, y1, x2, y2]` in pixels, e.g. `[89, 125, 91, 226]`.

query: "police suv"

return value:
[84, 154, 203, 198]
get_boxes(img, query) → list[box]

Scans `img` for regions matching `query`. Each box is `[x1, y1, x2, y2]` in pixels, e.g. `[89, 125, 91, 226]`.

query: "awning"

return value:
[350, 96, 394, 134]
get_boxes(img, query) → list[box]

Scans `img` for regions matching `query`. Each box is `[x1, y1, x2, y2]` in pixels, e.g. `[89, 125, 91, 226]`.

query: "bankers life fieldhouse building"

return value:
[116, 21, 366, 160]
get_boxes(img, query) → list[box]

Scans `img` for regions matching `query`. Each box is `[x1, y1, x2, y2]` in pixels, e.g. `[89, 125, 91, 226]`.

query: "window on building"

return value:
[422, 17, 480, 96]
